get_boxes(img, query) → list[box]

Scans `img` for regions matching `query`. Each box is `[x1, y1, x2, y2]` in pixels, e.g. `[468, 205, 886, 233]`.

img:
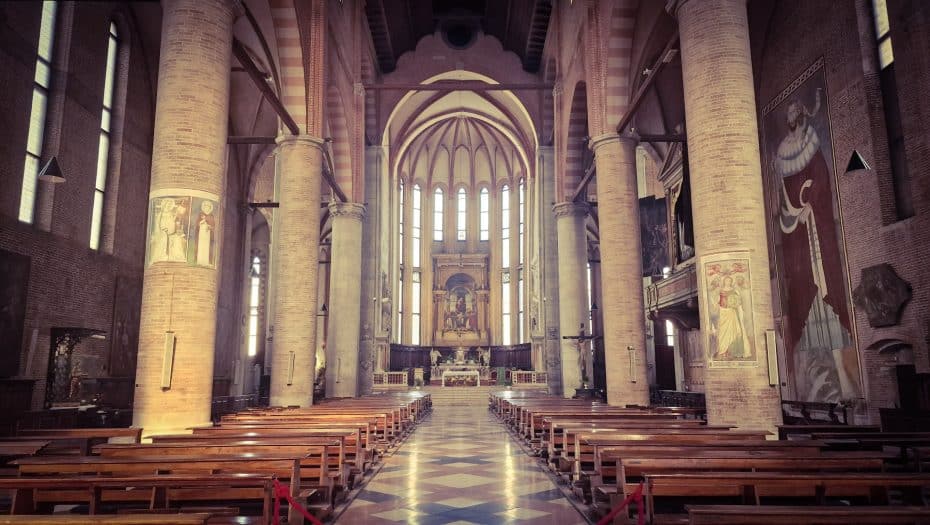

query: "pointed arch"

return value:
[326, 86, 352, 199]
[268, 0, 307, 132]
[563, 81, 588, 199]
[603, 1, 636, 125]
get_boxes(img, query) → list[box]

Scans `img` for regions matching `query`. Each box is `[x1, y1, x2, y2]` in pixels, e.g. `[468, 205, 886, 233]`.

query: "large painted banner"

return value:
[760, 58, 861, 402]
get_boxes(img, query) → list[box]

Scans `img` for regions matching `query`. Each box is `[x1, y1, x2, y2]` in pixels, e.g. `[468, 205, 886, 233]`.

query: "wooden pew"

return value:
[0, 515, 214, 524]
[13, 428, 143, 455]
[155, 427, 373, 480]
[777, 423, 879, 440]
[646, 472, 930, 523]
[11, 454, 317, 524]
[685, 505, 930, 524]
[0, 474, 273, 523]
[545, 421, 725, 462]
[595, 453, 886, 521]
[92, 439, 346, 503]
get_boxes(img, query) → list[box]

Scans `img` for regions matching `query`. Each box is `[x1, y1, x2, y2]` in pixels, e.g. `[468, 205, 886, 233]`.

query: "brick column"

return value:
[554, 202, 590, 397]
[133, 0, 233, 436]
[590, 135, 650, 405]
[269, 135, 324, 406]
[326, 202, 366, 398]
[676, 0, 782, 431]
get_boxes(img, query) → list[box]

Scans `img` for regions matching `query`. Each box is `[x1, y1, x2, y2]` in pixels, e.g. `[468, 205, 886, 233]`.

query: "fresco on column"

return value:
[146, 191, 220, 269]
[760, 58, 861, 403]
[701, 256, 757, 368]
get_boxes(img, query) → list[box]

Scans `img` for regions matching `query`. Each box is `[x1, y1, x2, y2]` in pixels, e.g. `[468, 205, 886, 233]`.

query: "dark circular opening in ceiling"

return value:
[441, 20, 477, 50]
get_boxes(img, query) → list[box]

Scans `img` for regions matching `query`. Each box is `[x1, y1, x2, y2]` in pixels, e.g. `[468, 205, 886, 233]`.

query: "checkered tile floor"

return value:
[336, 398, 589, 524]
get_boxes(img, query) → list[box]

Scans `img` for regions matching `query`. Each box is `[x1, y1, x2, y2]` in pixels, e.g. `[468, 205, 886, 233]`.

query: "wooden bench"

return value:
[777, 424, 879, 440]
[594, 454, 886, 520]
[0, 514, 214, 524]
[645, 472, 930, 523]
[0, 474, 274, 523]
[92, 439, 346, 503]
[10, 454, 318, 523]
[685, 505, 930, 524]
[13, 428, 143, 455]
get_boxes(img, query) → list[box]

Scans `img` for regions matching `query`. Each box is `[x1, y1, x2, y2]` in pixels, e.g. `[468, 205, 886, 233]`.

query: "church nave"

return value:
[337, 389, 587, 525]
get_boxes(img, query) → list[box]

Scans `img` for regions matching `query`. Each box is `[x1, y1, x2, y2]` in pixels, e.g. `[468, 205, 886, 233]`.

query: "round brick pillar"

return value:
[676, 0, 782, 431]
[133, 0, 233, 436]
[269, 135, 324, 407]
[325, 202, 366, 398]
[554, 202, 591, 397]
[590, 135, 650, 406]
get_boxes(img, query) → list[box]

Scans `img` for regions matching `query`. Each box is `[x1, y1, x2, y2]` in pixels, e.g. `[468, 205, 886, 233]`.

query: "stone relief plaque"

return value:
[852, 263, 911, 328]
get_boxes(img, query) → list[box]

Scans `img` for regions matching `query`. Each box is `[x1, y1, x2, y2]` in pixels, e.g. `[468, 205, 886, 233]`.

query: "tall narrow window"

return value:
[501, 185, 510, 268]
[398, 181, 404, 266]
[479, 187, 489, 241]
[19, 1, 58, 223]
[501, 272, 511, 346]
[457, 188, 467, 240]
[872, 0, 913, 219]
[396, 181, 404, 344]
[396, 274, 403, 343]
[412, 184, 421, 268]
[433, 188, 443, 241]
[247, 256, 261, 357]
[518, 269, 524, 343]
[411, 272, 421, 345]
[665, 319, 676, 347]
[518, 179, 525, 264]
[90, 22, 119, 249]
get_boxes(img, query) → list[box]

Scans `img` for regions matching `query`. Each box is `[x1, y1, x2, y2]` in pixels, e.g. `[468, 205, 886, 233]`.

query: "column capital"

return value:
[552, 201, 591, 219]
[329, 201, 366, 221]
[589, 133, 637, 153]
[275, 134, 325, 151]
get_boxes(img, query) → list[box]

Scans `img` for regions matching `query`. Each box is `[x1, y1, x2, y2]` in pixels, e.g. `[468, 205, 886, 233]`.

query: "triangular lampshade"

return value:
[38, 156, 65, 183]
[845, 150, 871, 173]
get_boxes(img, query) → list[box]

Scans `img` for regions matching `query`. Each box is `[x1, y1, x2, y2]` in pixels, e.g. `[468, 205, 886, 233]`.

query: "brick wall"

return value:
[751, 0, 930, 418]
[0, 2, 157, 409]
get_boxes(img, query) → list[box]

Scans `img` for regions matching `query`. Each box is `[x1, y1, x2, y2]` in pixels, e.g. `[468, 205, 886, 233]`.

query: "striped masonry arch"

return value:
[269, 0, 307, 133]
[563, 82, 587, 199]
[326, 86, 353, 198]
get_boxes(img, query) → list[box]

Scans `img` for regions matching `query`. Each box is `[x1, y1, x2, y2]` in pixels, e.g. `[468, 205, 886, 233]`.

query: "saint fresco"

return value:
[761, 58, 861, 402]
[704, 258, 756, 368]
[146, 195, 219, 268]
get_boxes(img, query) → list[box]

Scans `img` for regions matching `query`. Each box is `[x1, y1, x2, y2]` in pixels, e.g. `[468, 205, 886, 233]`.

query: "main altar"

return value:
[429, 345, 490, 385]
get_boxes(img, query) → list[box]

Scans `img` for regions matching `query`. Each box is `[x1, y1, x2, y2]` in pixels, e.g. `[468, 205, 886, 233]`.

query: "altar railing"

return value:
[511, 371, 547, 386]
[372, 371, 408, 389]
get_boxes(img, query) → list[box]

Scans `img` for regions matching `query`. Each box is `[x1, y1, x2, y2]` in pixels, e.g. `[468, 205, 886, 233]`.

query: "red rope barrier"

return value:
[595, 482, 645, 525]
[273, 478, 324, 525]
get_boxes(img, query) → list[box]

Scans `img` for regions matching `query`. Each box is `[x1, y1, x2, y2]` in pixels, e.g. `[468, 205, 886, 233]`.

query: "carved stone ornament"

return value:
[852, 263, 911, 328]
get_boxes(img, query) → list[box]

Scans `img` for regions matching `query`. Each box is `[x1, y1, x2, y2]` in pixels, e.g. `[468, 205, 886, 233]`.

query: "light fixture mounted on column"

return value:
[38, 156, 65, 183]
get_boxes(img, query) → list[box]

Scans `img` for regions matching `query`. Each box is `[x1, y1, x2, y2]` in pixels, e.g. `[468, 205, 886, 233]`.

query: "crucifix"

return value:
[562, 323, 600, 388]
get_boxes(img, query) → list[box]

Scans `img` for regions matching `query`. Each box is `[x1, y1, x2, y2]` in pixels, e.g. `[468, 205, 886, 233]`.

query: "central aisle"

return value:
[336, 388, 589, 524]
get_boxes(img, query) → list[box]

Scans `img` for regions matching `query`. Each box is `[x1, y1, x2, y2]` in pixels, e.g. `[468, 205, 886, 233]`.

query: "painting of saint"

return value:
[704, 259, 756, 367]
[442, 273, 478, 332]
[147, 196, 191, 265]
[191, 198, 217, 267]
[761, 60, 860, 402]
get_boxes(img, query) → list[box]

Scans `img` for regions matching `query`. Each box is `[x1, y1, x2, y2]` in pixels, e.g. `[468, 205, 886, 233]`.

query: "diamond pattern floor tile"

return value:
[335, 388, 589, 524]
